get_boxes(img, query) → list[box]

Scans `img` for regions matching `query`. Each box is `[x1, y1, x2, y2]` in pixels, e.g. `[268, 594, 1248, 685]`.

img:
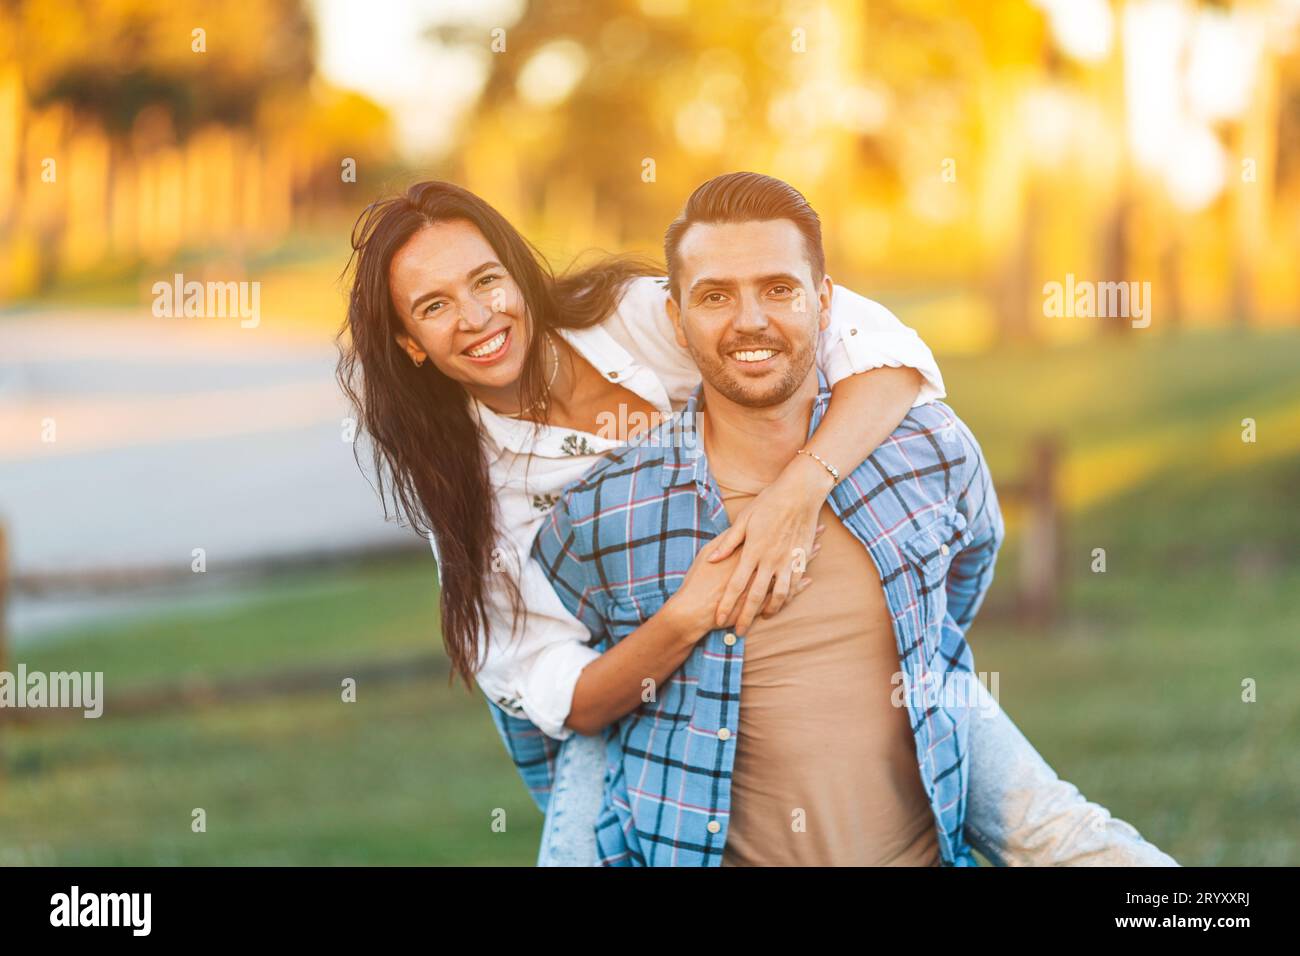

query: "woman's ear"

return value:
[394, 333, 428, 367]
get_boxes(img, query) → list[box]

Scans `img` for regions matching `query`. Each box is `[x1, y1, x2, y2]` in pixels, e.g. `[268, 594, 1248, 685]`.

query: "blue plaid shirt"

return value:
[491, 372, 1004, 866]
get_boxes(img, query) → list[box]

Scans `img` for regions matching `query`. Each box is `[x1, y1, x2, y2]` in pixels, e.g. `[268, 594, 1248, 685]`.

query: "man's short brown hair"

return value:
[663, 172, 826, 301]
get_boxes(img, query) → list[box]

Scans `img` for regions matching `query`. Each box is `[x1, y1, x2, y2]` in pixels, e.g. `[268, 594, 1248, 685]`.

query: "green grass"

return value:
[966, 461, 1300, 865]
[946, 328, 1300, 866]
[2, 683, 539, 866]
[25, 559, 443, 685]
[2, 328, 1298, 865]
[940, 326, 1300, 469]
[1, 560, 542, 866]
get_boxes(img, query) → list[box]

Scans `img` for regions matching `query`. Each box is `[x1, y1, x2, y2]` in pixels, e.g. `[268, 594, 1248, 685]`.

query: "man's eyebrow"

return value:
[409, 261, 504, 314]
[687, 272, 804, 297]
[687, 275, 737, 296]
[754, 272, 803, 287]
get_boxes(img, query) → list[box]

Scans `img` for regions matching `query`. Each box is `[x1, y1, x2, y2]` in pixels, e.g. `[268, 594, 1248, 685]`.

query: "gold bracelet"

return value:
[796, 448, 840, 485]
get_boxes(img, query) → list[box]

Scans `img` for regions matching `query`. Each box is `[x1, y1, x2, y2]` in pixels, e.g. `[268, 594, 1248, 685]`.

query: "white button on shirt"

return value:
[429, 275, 946, 740]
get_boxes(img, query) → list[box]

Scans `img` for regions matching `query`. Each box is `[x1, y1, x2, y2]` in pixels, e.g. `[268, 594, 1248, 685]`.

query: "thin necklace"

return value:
[516, 333, 560, 418]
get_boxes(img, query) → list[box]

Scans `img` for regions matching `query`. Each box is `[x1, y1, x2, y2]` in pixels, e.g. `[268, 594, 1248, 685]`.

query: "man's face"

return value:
[667, 219, 831, 408]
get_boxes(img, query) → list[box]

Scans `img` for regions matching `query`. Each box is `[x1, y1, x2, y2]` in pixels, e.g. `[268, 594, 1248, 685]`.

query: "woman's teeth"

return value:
[466, 330, 508, 358]
[731, 349, 777, 363]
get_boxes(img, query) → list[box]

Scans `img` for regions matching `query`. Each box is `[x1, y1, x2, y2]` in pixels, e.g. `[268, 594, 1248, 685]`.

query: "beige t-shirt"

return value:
[714, 465, 941, 867]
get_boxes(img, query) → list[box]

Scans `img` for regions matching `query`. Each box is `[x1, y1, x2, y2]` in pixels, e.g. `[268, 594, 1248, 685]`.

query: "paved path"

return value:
[0, 308, 417, 638]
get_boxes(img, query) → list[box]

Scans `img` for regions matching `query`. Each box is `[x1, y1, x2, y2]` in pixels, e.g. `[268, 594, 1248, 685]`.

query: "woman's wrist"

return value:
[661, 593, 707, 647]
[784, 447, 837, 499]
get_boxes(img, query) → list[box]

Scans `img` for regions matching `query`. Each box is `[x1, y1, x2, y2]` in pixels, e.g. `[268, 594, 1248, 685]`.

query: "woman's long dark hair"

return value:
[337, 180, 660, 688]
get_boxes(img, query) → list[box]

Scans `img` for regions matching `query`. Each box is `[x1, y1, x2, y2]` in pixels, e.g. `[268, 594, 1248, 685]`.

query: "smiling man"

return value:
[658, 182, 951, 864]
[522, 172, 1178, 866]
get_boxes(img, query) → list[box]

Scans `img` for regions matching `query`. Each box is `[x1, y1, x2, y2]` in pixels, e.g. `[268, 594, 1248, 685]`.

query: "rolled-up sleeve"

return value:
[437, 527, 594, 740]
[819, 284, 946, 406]
[473, 549, 601, 742]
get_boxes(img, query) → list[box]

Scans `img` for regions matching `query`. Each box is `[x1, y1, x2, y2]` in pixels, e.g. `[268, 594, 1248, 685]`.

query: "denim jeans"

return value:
[537, 731, 605, 867]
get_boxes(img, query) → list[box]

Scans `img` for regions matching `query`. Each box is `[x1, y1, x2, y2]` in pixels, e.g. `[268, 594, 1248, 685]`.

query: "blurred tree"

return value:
[13, 0, 313, 134]
[450, 0, 993, 277]
[0, 0, 393, 293]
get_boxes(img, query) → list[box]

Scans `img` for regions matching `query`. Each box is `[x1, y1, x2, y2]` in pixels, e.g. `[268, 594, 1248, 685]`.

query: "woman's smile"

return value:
[461, 327, 512, 364]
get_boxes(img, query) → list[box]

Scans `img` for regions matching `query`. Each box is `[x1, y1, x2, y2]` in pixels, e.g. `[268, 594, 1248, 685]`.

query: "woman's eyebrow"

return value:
[408, 288, 446, 314]
[466, 260, 504, 281]
[409, 261, 504, 314]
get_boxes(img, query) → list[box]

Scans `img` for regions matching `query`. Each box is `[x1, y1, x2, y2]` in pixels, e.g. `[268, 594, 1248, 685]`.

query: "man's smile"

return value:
[723, 341, 784, 371]
[730, 348, 778, 363]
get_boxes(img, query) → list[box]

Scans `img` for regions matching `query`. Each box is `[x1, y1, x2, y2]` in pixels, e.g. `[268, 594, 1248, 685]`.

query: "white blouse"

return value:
[429, 276, 945, 739]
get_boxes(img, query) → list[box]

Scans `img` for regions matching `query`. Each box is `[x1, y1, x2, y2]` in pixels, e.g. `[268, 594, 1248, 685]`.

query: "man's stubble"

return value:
[684, 311, 820, 409]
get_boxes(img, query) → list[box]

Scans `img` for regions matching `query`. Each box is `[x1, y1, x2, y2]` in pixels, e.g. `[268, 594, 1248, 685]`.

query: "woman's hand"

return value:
[707, 455, 834, 635]
[666, 521, 824, 640]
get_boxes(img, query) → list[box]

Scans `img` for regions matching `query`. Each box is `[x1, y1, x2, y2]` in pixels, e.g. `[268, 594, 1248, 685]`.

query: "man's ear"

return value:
[665, 292, 689, 350]
[394, 332, 428, 367]
[817, 275, 834, 333]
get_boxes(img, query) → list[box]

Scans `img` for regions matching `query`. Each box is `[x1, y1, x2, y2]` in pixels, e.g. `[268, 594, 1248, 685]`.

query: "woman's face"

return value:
[388, 219, 531, 406]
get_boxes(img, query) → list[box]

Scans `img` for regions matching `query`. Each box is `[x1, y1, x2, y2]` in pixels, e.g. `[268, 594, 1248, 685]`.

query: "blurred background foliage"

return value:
[3, 0, 1300, 342]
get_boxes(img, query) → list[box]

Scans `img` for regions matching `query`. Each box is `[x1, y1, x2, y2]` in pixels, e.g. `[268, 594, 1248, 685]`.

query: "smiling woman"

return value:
[337, 181, 657, 685]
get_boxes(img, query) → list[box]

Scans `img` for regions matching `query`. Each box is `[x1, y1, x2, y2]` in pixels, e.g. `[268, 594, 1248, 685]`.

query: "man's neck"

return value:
[700, 373, 818, 486]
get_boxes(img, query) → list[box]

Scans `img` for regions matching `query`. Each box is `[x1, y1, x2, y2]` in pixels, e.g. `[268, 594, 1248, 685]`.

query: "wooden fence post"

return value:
[1018, 437, 1063, 630]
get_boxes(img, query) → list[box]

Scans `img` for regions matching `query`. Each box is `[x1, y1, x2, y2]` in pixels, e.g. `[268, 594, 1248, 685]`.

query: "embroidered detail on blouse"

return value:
[560, 434, 596, 456]
[496, 695, 525, 716]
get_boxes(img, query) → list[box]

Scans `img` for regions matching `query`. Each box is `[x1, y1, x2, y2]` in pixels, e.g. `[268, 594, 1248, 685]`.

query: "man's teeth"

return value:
[731, 349, 777, 362]
[466, 331, 507, 357]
